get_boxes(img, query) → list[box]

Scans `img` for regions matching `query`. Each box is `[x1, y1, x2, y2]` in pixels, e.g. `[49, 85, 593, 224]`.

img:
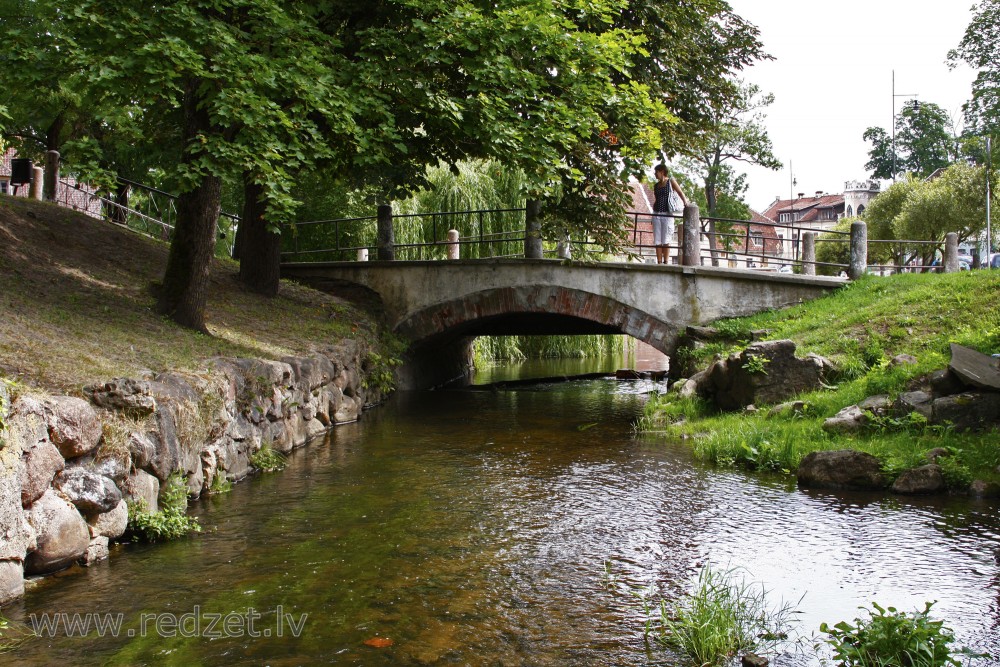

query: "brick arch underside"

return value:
[395, 285, 678, 354]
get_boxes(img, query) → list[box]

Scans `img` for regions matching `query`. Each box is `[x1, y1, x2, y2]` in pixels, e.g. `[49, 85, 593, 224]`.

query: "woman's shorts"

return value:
[653, 214, 675, 246]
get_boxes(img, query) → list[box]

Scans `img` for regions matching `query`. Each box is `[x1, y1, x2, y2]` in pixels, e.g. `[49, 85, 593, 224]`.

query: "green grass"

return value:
[0, 196, 392, 395]
[643, 271, 1000, 483]
[638, 565, 800, 666]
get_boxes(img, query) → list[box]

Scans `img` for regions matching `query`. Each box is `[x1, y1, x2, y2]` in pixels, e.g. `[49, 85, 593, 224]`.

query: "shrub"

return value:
[820, 601, 986, 667]
[249, 444, 286, 472]
[126, 472, 200, 542]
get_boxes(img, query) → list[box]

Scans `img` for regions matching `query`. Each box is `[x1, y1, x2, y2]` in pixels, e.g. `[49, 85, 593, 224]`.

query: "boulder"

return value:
[969, 480, 1000, 499]
[88, 499, 128, 539]
[929, 369, 965, 397]
[86, 377, 157, 415]
[19, 436, 65, 507]
[44, 396, 103, 459]
[894, 391, 934, 419]
[948, 343, 1000, 391]
[53, 468, 122, 515]
[891, 464, 946, 495]
[0, 560, 24, 604]
[123, 469, 159, 514]
[797, 450, 887, 491]
[334, 396, 361, 424]
[889, 354, 918, 367]
[822, 405, 868, 434]
[857, 394, 892, 416]
[932, 392, 1000, 432]
[692, 340, 834, 411]
[128, 430, 157, 469]
[768, 400, 806, 417]
[81, 536, 109, 566]
[742, 654, 769, 667]
[24, 490, 90, 574]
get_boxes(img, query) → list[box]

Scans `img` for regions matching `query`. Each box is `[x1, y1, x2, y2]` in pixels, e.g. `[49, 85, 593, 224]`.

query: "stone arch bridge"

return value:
[281, 259, 844, 388]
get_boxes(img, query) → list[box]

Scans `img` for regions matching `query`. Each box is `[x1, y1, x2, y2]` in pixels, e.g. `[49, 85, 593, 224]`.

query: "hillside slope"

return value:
[0, 196, 386, 393]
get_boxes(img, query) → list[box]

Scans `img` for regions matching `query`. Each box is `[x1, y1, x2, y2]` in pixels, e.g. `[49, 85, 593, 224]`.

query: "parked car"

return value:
[990, 253, 1000, 269]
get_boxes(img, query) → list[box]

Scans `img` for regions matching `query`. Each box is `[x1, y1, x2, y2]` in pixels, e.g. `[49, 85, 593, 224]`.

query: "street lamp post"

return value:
[891, 70, 918, 181]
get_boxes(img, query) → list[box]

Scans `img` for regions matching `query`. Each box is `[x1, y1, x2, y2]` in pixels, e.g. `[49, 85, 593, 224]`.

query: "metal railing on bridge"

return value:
[282, 205, 965, 278]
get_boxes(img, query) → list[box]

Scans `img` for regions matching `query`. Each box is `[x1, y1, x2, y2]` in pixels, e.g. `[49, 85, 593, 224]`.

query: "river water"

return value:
[6, 356, 1000, 666]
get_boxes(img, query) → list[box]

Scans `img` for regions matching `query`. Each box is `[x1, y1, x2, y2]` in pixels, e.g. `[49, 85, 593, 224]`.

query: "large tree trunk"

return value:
[156, 175, 222, 331]
[238, 176, 282, 296]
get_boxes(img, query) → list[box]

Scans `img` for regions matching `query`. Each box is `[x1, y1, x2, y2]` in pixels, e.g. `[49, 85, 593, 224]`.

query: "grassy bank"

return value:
[642, 271, 1000, 485]
[0, 196, 392, 395]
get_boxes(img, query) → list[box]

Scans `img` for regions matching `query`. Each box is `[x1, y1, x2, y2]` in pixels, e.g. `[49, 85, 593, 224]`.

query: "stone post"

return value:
[376, 204, 394, 261]
[524, 198, 543, 259]
[682, 203, 700, 266]
[29, 167, 44, 200]
[43, 150, 60, 202]
[802, 232, 816, 276]
[944, 232, 959, 273]
[356, 248, 369, 261]
[446, 229, 460, 260]
[849, 221, 868, 280]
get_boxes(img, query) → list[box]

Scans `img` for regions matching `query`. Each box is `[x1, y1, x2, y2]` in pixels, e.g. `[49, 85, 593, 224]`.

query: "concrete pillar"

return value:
[849, 221, 868, 280]
[43, 151, 60, 202]
[682, 203, 700, 266]
[446, 229, 460, 260]
[376, 204, 394, 261]
[29, 167, 44, 200]
[556, 231, 572, 260]
[944, 232, 959, 273]
[524, 198, 543, 259]
[356, 248, 369, 261]
[802, 232, 816, 276]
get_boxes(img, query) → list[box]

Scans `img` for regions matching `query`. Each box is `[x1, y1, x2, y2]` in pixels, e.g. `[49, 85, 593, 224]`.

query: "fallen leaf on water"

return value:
[364, 637, 394, 648]
[577, 422, 598, 431]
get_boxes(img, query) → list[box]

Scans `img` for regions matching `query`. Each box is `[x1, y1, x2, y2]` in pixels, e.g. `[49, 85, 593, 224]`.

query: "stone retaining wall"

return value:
[0, 339, 385, 604]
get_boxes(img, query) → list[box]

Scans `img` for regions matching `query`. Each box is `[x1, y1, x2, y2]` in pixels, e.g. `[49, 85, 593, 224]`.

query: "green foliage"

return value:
[864, 102, 958, 180]
[126, 472, 200, 542]
[642, 565, 799, 666]
[473, 334, 632, 365]
[948, 0, 1000, 134]
[361, 351, 401, 395]
[820, 601, 985, 667]
[207, 470, 232, 495]
[742, 353, 770, 375]
[937, 453, 973, 491]
[0, 611, 34, 654]
[249, 444, 286, 473]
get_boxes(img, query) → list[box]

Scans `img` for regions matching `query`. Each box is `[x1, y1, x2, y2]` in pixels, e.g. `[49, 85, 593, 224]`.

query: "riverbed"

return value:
[6, 357, 999, 665]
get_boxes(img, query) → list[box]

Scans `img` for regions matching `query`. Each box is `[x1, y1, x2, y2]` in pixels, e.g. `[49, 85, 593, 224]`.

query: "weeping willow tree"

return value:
[393, 159, 528, 259]
[473, 335, 633, 365]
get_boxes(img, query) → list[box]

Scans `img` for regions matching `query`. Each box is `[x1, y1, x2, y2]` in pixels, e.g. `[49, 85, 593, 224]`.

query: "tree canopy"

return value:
[1, 0, 769, 330]
[863, 102, 958, 181]
[949, 0, 1000, 135]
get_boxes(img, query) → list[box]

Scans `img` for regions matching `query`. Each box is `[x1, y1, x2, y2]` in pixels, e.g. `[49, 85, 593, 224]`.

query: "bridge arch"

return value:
[395, 284, 677, 355]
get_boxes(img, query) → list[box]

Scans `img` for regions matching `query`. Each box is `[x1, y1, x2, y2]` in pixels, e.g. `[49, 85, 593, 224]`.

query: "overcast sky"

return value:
[721, 0, 978, 212]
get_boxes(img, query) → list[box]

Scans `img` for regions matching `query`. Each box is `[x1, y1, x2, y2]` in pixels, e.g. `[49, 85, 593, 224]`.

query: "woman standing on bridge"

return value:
[652, 164, 688, 265]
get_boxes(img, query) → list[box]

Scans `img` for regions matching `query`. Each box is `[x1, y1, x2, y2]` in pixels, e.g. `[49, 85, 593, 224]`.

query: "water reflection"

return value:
[6, 377, 999, 666]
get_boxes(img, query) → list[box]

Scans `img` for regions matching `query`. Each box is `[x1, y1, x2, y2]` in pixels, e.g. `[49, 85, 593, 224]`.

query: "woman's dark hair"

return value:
[654, 164, 668, 176]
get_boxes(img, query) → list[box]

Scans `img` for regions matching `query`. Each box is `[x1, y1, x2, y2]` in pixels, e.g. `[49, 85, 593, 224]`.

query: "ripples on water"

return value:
[7, 378, 1000, 666]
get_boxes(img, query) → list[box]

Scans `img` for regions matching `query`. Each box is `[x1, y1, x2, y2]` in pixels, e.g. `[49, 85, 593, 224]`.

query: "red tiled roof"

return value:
[762, 193, 845, 220]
